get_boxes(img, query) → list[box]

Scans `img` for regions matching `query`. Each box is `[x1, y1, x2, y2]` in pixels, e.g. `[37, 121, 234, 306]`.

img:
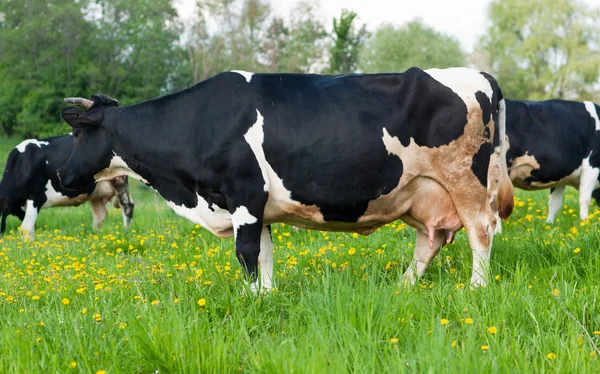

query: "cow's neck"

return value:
[98, 103, 205, 208]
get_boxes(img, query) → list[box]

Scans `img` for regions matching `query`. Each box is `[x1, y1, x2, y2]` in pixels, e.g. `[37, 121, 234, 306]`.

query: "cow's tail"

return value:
[496, 95, 514, 220]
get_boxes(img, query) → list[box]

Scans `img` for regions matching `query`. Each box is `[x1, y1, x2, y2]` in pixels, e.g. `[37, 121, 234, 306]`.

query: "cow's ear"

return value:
[61, 107, 98, 128]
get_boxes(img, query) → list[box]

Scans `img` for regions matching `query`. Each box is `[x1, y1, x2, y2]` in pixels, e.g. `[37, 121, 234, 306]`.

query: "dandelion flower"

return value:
[574, 248, 581, 253]
[96, 370, 106, 374]
[547, 352, 556, 359]
[197, 298, 206, 307]
[593, 331, 600, 336]
[452, 340, 457, 348]
[390, 338, 399, 344]
[481, 345, 489, 351]
[553, 288, 560, 297]
[61, 298, 70, 305]
[32, 295, 40, 300]
[70, 362, 77, 368]
[151, 300, 160, 306]
[488, 326, 497, 334]
[440, 318, 449, 325]
[465, 318, 473, 325]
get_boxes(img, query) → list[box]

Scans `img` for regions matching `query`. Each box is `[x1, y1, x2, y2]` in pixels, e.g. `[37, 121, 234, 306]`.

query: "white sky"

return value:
[175, 0, 600, 52]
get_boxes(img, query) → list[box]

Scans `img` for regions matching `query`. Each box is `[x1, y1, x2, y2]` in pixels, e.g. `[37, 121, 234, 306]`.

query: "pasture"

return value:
[0, 136, 598, 373]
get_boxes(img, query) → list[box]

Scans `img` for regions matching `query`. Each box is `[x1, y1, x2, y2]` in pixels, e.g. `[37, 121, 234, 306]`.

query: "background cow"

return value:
[505, 99, 600, 223]
[0, 134, 135, 240]
[57, 68, 513, 290]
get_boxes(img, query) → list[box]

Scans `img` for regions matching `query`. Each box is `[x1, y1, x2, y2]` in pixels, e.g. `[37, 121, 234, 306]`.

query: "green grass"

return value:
[0, 137, 598, 373]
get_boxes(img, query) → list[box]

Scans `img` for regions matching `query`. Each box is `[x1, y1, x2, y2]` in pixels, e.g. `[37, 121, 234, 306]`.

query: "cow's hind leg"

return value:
[579, 159, 599, 220]
[547, 185, 565, 223]
[20, 199, 40, 241]
[90, 199, 108, 230]
[402, 229, 446, 286]
[110, 176, 134, 227]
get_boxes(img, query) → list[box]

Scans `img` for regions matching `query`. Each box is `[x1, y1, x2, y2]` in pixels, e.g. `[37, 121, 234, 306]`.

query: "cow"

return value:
[57, 68, 513, 291]
[505, 99, 600, 223]
[0, 134, 135, 240]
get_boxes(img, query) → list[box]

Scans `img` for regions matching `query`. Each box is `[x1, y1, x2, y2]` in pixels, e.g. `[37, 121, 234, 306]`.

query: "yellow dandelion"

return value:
[81, 308, 87, 314]
[488, 326, 497, 334]
[39, 322, 44, 327]
[119, 322, 127, 329]
[151, 300, 160, 306]
[547, 352, 556, 359]
[348, 248, 356, 256]
[32, 295, 40, 300]
[61, 298, 70, 305]
[352, 233, 358, 238]
[440, 318, 449, 325]
[465, 318, 473, 325]
[574, 248, 581, 253]
[174, 298, 179, 304]
[553, 288, 560, 297]
[452, 340, 457, 348]
[390, 337, 399, 344]
[96, 370, 106, 374]
[593, 331, 600, 336]
[70, 362, 77, 368]
[36, 337, 41, 343]
[481, 345, 489, 351]
[197, 298, 206, 307]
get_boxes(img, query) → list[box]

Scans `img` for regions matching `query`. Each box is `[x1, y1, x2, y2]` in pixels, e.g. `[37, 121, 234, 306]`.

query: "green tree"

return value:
[358, 20, 466, 74]
[261, 1, 328, 73]
[476, 0, 600, 100]
[329, 9, 368, 74]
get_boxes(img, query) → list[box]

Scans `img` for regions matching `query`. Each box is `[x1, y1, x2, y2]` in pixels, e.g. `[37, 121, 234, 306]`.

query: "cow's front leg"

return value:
[547, 186, 565, 223]
[258, 225, 275, 291]
[230, 197, 267, 294]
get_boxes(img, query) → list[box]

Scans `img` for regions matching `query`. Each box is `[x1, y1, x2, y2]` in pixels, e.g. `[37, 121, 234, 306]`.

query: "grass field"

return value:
[0, 137, 599, 373]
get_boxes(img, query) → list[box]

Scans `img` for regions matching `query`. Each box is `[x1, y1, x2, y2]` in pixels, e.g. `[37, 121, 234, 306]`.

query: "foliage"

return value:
[329, 9, 368, 74]
[0, 0, 183, 138]
[359, 20, 466, 74]
[0, 137, 598, 372]
[476, 0, 600, 100]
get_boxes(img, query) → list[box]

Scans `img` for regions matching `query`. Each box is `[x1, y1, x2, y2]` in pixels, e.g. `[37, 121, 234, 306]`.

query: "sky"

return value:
[174, 0, 600, 52]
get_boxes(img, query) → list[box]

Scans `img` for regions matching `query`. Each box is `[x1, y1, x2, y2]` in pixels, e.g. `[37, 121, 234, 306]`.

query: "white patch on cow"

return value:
[20, 200, 38, 241]
[244, 110, 269, 191]
[584, 101, 600, 131]
[95, 153, 149, 185]
[231, 206, 258, 238]
[231, 70, 254, 83]
[16, 139, 49, 153]
[42, 180, 76, 208]
[425, 68, 494, 109]
[166, 194, 233, 237]
[578, 157, 600, 220]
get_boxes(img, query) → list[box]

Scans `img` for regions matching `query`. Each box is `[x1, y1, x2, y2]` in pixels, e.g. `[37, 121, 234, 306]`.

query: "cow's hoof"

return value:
[469, 276, 487, 289]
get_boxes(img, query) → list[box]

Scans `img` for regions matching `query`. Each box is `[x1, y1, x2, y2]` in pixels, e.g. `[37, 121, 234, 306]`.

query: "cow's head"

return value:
[57, 94, 119, 190]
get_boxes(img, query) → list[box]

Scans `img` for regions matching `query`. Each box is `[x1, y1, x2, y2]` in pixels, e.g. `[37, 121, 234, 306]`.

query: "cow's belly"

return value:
[167, 194, 234, 238]
[42, 180, 114, 209]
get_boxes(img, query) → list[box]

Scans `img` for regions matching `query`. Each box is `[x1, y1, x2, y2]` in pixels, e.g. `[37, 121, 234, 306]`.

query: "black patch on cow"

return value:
[476, 91, 492, 124]
[506, 99, 596, 186]
[483, 126, 491, 140]
[253, 74, 405, 222]
[472, 142, 493, 186]
[479, 72, 502, 148]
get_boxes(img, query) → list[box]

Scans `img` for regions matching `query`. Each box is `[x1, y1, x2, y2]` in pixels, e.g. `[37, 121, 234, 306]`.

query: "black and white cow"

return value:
[0, 134, 134, 240]
[58, 68, 513, 290]
[505, 99, 600, 223]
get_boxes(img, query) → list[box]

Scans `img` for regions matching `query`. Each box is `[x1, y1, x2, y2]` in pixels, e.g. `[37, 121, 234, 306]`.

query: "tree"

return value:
[329, 9, 368, 74]
[261, 1, 328, 73]
[358, 20, 466, 74]
[475, 0, 600, 100]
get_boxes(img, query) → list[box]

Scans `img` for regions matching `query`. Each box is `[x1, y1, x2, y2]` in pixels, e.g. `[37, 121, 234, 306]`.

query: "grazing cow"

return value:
[58, 68, 513, 290]
[0, 134, 134, 240]
[505, 99, 600, 223]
